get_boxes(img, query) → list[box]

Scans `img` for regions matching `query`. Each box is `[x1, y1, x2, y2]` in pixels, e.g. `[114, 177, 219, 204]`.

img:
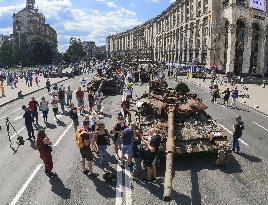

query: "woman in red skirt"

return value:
[36, 129, 56, 178]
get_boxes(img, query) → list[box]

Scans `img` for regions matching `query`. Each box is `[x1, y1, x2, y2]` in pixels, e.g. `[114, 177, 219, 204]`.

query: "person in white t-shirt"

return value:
[94, 90, 104, 113]
[40, 97, 49, 123]
[51, 95, 59, 120]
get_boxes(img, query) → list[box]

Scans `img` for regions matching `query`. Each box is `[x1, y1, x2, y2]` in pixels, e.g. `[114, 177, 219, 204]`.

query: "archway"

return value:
[249, 23, 261, 74]
[234, 20, 246, 75]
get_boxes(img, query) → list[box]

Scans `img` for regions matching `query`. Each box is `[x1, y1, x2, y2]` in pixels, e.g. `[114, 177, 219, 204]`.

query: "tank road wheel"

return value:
[216, 149, 232, 166]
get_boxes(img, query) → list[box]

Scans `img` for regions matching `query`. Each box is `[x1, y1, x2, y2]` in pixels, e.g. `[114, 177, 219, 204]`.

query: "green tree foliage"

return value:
[63, 38, 86, 63]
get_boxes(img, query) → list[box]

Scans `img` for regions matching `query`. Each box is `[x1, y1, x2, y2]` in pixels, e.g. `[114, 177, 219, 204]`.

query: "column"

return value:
[257, 32, 267, 75]
[242, 27, 253, 74]
[225, 24, 236, 73]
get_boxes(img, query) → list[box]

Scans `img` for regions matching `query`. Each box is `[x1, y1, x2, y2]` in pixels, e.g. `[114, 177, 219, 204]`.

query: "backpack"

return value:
[74, 129, 86, 148]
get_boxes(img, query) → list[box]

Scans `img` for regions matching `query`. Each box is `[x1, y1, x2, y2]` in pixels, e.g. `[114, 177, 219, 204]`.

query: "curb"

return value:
[180, 78, 268, 117]
[0, 78, 69, 108]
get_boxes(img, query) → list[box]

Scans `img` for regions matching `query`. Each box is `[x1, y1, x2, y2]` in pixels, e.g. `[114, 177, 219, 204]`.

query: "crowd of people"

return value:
[18, 60, 162, 182]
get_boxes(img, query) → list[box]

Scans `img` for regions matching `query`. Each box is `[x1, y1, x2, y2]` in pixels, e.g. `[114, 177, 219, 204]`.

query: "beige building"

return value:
[106, 0, 268, 75]
[12, 0, 57, 50]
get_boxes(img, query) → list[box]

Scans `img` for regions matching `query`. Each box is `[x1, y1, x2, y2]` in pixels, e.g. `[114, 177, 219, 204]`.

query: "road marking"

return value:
[53, 122, 73, 147]
[11, 108, 22, 114]
[116, 164, 123, 205]
[0, 114, 9, 120]
[219, 124, 249, 146]
[11, 127, 26, 139]
[10, 164, 43, 205]
[14, 116, 23, 121]
[220, 104, 227, 109]
[125, 162, 133, 205]
[253, 122, 268, 132]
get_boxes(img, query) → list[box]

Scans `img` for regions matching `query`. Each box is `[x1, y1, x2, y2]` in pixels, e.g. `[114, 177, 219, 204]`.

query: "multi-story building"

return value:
[12, 0, 57, 50]
[83, 41, 107, 60]
[0, 34, 13, 47]
[106, 0, 268, 75]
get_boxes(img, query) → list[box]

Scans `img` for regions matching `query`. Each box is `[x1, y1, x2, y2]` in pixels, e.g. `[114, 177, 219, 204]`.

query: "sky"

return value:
[0, 0, 175, 52]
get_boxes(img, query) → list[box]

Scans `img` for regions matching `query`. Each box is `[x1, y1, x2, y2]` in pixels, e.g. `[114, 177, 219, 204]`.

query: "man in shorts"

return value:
[120, 123, 136, 167]
[79, 132, 99, 177]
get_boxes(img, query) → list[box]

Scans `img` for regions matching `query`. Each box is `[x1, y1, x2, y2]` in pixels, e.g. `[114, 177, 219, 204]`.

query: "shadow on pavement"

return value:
[91, 176, 116, 198]
[45, 122, 57, 130]
[56, 120, 67, 127]
[236, 152, 262, 163]
[49, 175, 71, 200]
[136, 178, 191, 205]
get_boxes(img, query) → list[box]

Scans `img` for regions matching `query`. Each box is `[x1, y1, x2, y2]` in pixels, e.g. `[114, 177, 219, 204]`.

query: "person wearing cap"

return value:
[232, 116, 244, 153]
[29, 97, 39, 124]
[69, 103, 79, 131]
[22, 105, 35, 140]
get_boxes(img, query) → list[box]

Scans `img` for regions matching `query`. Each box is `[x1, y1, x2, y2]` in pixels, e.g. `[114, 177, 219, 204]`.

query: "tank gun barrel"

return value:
[163, 105, 175, 201]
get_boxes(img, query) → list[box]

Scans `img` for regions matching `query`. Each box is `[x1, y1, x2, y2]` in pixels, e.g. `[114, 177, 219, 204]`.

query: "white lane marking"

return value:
[53, 122, 73, 147]
[10, 164, 43, 205]
[116, 164, 123, 205]
[11, 108, 22, 114]
[0, 114, 9, 120]
[253, 122, 268, 132]
[125, 162, 133, 205]
[11, 127, 26, 139]
[14, 116, 23, 121]
[220, 104, 228, 109]
[219, 124, 249, 146]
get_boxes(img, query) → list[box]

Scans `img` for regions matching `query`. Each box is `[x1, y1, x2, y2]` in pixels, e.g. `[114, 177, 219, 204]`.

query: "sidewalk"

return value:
[0, 75, 68, 107]
[180, 76, 268, 116]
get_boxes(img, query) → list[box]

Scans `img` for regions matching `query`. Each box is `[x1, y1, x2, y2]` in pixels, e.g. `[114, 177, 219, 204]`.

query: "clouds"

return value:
[0, 0, 172, 52]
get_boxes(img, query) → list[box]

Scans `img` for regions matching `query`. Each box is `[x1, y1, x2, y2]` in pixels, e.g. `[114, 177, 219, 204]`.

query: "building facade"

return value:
[12, 0, 57, 50]
[106, 0, 268, 75]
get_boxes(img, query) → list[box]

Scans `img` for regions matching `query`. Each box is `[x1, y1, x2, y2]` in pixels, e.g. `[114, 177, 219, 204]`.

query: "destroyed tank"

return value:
[135, 81, 232, 165]
[87, 69, 123, 94]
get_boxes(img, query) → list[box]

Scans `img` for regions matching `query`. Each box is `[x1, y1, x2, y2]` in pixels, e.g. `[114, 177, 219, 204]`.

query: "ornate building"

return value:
[106, 0, 268, 75]
[12, 0, 57, 50]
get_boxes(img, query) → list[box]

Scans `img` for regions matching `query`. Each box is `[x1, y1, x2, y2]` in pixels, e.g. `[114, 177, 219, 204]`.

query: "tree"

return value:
[27, 38, 55, 65]
[63, 38, 86, 63]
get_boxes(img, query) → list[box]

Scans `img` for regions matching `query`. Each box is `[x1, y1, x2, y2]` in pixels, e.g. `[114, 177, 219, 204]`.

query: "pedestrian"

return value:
[231, 87, 239, 109]
[87, 88, 95, 113]
[69, 103, 79, 132]
[58, 86, 66, 113]
[0, 82, 5, 97]
[75, 129, 99, 177]
[46, 79, 51, 93]
[36, 129, 56, 178]
[89, 111, 97, 131]
[66, 86, 73, 106]
[40, 97, 49, 123]
[35, 74, 39, 87]
[112, 114, 128, 159]
[29, 97, 39, 124]
[142, 128, 161, 182]
[121, 98, 131, 122]
[120, 123, 136, 167]
[222, 88, 230, 107]
[51, 95, 59, 120]
[263, 79, 267, 88]
[211, 84, 219, 104]
[94, 90, 104, 113]
[132, 127, 143, 179]
[22, 105, 35, 140]
[94, 122, 110, 168]
[28, 74, 33, 87]
[76, 87, 85, 115]
[232, 116, 244, 153]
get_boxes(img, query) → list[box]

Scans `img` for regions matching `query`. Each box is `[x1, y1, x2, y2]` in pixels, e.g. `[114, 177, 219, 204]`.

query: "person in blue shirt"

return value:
[231, 87, 239, 109]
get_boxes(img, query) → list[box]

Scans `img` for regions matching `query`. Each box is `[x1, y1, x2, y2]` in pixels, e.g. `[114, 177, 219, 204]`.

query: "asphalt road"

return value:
[0, 74, 267, 205]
